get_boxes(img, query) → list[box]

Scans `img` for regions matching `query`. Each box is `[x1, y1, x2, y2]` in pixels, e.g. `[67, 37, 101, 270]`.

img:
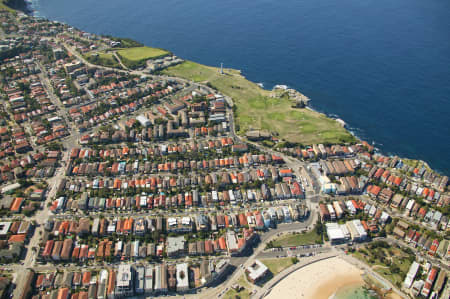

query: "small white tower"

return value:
[220, 63, 224, 74]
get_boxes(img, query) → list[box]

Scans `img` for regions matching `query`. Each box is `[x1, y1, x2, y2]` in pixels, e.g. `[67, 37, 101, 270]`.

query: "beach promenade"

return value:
[255, 251, 338, 298]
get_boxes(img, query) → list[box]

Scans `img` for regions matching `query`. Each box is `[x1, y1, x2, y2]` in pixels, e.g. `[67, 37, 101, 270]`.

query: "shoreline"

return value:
[272, 84, 447, 176]
[328, 282, 370, 299]
[265, 257, 366, 299]
[265, 82, 446, 176]
[316, 279, 366, 299]
[3, 0, 31, 14]
[19, 4, 449, 175]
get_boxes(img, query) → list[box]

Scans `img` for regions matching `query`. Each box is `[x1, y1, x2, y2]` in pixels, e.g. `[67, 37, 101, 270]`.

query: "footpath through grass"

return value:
[163, 61, 355, 145]
[84, 52, 121, 69]
[351, 241, 414, 288]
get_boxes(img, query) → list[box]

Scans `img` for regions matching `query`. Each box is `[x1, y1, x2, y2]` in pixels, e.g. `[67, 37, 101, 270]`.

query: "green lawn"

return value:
[223, 274, 251, 299]
[352, 244, 413, 288]
[116, 46, 170, 69]
[117, 46, 169, 61]
[270, 231, 323, 247]
[163, 61, 355, 145]
[261, 257, 295, 275]
[84, 52, 121, 68]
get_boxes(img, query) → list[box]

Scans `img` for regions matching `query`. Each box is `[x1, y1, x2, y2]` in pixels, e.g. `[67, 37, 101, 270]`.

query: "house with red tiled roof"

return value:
[10, 197, 24, 213]
[8, 234, 25, 244]
[367, 185, 381, 198]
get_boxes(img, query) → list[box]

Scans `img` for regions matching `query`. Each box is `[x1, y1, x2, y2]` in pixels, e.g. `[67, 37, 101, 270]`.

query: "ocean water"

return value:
[31, 0, 450, 174]
[333, 284, 378, 299]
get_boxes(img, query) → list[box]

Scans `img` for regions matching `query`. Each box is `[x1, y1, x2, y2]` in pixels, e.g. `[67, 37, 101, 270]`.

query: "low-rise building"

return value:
[245, 259, 269, 283]
[115, 264, 134, 297]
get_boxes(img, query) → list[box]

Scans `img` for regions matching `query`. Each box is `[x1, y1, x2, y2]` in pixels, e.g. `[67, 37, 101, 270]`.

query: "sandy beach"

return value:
[265, 256, 365, 299]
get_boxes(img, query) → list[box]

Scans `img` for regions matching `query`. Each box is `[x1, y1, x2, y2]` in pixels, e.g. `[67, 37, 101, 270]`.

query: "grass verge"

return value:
[223, 274, 251, 299]
[261, 257, 296, 275]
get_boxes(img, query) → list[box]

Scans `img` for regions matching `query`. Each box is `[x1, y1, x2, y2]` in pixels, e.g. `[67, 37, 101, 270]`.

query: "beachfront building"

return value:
[326, 220, 366, 244]
[246, 259, 269, 283]
[326, 223, 347, 244]
[346, 220, 367, 241]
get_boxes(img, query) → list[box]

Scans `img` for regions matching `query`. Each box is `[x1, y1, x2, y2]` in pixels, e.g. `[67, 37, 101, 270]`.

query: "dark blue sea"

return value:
[31, 0, 450, 175]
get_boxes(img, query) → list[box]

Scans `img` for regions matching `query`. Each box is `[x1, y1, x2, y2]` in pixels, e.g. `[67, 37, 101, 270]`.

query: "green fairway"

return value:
[163, 61, 355, 145]
[117, 46, 169, 61]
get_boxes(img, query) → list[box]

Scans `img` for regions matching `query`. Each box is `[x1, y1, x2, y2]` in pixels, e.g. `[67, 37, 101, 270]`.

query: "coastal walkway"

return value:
[340, 253, 409, 299]
[112, 51, 129, 70]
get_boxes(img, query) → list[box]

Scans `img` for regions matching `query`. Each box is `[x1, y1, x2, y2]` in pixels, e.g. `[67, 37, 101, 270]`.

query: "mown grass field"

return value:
[117, 46, 169, 61]
[261, 257, 295, 275]
[270, 230, 323, 247]
[163, 61, 355, 145]
[84, 52, 121, 68]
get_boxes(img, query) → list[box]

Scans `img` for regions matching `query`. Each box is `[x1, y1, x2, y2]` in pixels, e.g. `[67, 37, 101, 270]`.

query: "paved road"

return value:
[61, 41, 217, 96]
[179, 215, 317, 299]
[257, 245, 331, 259]
[12, 150, 71, 299]
[37, 62, 78, 137]
[113, 51, 129, 70]
[8, 33, 327, 299]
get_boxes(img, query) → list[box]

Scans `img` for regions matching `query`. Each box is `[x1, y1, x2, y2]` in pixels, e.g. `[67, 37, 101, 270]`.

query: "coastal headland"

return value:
[0, 4, 448, 299]
[0, 0, 28, 13]
[162, 61, 356, 146]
